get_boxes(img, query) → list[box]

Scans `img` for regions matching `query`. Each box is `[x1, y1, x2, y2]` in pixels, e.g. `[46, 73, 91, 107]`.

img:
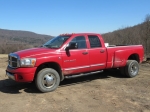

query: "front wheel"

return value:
[35, 68, 60, 92]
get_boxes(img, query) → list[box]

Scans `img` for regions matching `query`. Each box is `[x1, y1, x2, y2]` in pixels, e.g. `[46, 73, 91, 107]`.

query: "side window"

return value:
[88, 35, 102, 48]
[70, 36, 87, 49]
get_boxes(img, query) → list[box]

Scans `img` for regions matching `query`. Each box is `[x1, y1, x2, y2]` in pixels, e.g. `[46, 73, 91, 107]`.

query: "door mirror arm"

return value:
[65, 42, 78, 51]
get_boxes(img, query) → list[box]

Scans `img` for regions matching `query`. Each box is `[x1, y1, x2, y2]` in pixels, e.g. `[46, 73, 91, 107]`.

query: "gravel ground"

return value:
[0, 57, 150, 112]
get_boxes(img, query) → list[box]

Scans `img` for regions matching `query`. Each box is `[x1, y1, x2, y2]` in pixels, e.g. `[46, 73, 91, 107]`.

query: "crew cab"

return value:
[6, 33, 144, 92]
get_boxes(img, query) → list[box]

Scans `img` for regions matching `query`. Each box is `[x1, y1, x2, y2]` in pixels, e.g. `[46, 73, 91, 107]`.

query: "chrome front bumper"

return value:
[6, 72, 15, 80]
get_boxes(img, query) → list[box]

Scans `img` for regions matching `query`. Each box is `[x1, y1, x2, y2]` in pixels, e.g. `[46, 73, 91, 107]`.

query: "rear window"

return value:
[88, 35, 102, 48]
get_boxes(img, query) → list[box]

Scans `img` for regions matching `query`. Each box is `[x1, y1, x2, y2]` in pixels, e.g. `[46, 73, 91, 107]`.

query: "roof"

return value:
[59, 33, 100, 36]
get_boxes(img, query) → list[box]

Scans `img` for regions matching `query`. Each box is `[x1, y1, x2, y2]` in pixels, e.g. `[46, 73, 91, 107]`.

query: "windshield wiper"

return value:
[43, 45, 52, 48]
[43, 45, 59, 49]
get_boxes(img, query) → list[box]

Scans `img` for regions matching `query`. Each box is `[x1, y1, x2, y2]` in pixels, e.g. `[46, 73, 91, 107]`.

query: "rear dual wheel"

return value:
[120, 60, 139, 78]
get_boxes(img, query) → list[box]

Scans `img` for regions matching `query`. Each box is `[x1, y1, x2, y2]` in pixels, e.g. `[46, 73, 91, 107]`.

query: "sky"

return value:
[0, 0, 150, 36]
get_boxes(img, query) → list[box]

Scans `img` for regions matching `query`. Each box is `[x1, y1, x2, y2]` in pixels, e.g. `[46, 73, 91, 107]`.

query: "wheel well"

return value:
[128, 54, 140, 63]
[35, 62, 64, 81]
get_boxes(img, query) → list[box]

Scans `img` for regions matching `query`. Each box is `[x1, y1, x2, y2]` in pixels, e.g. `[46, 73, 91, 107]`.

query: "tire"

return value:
[124, 60, 139, 78]
[35, 68, 60, 93]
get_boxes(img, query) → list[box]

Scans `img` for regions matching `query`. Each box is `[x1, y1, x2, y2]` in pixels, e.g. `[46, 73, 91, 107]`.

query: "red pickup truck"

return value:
[6, 33, 144, 92]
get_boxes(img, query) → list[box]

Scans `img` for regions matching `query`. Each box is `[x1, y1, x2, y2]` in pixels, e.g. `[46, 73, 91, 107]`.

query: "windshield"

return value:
[43, 36, 71, 48]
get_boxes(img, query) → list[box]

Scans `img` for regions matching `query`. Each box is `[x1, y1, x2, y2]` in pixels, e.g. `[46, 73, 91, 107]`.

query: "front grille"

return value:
[11, 57, 17, 62]
[8, 53, 20, 68]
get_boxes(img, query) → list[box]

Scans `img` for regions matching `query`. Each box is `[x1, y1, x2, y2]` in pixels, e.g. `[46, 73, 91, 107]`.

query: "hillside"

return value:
[0, 20, 150, 56]
[102, 21, 150, 57]
[0, 29, 53, 53]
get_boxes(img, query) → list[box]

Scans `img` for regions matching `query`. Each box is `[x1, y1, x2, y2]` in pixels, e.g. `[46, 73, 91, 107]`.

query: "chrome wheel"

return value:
[42, 73, 56, 88]
[124, 60, 139, 78]
[36, 68, 60, 92]
[130, 63, 138, 76]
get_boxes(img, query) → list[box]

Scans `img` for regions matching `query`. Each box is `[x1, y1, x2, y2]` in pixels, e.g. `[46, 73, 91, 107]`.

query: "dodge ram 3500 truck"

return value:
[6, 33, 144, 92]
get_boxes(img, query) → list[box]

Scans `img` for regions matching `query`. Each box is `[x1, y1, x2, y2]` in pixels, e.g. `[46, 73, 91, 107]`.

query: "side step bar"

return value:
[64, 70, 103, 79]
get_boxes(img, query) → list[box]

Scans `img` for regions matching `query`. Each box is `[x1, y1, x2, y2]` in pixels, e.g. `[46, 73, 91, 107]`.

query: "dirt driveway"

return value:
[0, 57, 150, 112]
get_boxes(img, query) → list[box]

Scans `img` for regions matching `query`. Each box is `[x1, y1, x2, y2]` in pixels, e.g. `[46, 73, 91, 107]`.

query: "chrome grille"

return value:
[8, 53, 20, 68]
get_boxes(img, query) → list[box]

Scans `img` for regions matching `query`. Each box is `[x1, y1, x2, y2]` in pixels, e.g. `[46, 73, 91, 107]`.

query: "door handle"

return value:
[100, 50, 105, 53]
[82, 52, 88, 55]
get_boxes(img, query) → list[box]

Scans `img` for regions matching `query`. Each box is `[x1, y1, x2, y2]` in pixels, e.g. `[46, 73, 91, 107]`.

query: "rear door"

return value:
[62, 35, 90, 75]
[87, 35, 107, 71]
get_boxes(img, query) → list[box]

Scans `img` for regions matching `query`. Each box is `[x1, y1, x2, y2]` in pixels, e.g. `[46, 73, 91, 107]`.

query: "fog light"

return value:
[18, 75, 23, 80]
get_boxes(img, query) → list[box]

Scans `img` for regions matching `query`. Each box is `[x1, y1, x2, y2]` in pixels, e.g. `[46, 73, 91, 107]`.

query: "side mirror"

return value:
[66, 42, 78, 50]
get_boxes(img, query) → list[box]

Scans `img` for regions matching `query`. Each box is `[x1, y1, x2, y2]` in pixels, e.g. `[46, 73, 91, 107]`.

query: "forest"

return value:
[0, 15, 150, 58]
[102, 14, 150, 58]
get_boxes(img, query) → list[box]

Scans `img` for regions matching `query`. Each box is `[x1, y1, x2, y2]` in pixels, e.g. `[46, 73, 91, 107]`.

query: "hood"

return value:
[14, 47, 58, 58]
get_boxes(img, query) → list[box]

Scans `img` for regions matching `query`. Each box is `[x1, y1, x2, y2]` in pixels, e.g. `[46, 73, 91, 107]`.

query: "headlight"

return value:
[20, 58, 36, 67]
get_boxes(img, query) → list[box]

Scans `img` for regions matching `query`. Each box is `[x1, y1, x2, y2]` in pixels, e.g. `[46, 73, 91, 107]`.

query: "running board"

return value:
[64, 70, 103, 79]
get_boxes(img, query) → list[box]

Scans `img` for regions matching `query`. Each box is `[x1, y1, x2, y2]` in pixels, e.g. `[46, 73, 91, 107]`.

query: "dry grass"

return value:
[0, 54, 8, 58]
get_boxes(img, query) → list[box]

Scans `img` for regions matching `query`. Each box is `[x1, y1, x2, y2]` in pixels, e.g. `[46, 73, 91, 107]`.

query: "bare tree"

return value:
[143, 14, 150, 57]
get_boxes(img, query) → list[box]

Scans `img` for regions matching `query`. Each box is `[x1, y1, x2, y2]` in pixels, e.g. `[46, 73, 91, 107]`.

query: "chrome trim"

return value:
[64, 65, 90, 71]
[114, 61, 122, 62]
[8, 53, 20, 68]
[90, 63, 105, 67]
[64, 59, 76, 62]
[64, 63, 105, 71]
[6, 72, 15, 80]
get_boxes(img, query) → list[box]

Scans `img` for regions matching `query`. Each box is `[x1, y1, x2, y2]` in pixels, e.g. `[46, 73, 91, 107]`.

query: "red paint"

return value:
[6, 33, 144, 82]
[6, 66, 36, 82]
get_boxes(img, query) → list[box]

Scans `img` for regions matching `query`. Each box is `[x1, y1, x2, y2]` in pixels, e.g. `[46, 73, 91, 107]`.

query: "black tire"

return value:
[35, 68, 60, 93]
[124, 60, 139, 78]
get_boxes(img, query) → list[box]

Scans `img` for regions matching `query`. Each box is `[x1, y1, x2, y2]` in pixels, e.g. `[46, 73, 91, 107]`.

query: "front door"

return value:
[61, 35, 90, 75]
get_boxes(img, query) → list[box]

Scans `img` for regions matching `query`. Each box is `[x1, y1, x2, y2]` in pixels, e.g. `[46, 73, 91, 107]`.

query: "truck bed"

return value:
[106, 45, 144, 69]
